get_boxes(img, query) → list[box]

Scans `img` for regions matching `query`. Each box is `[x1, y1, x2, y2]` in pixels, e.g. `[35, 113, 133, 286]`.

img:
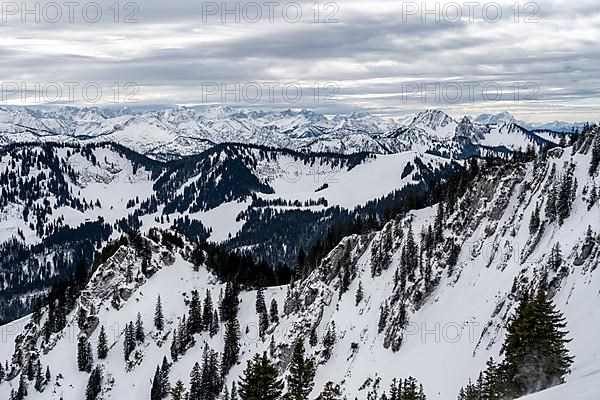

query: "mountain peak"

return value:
[411, 109, 455, 129]
[474, 111, 517, 125]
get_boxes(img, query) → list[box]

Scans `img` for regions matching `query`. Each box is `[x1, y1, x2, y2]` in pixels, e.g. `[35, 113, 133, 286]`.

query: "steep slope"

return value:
[0, 131, 598, 399]
[271, 132, 600, 398]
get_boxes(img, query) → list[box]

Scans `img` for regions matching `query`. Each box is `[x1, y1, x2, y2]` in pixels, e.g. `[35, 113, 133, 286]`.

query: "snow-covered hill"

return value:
[0, 106, 570, 161]
[0, 128, 598, 400]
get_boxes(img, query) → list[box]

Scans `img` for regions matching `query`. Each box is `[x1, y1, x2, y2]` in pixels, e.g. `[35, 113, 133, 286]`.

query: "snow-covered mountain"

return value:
[474, 112, 586, 134]
[0, 106, 572, 161]
[0, 141, 456, 322]
[0, 127, 598, 400]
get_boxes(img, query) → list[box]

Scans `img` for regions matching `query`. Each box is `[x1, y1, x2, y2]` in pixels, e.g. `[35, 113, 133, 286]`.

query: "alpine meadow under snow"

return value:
[0, 107, 599, 400]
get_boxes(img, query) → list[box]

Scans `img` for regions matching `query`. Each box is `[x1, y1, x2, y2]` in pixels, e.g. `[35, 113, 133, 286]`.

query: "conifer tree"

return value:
[545, 177, 558, 222]
[308, 326, 319, 347]
[135, 312, 145, 342]
[378, 304, 389, 333]
[590, 135, 600, 176]
[355, 281, 364, 306]
[154, 295, 164, 331]
[316, 382, 341, 400]
[34, 360, 44, 392]
[189, 290, 203, 334]
[529, 204, 541, 234]
[189, 362, 202, 400]
[558, 169, 575, 223]
[501, 290, 573, 397]
[16, 373, 28, 400]
[254, 286, 269, 338]
[322, 322, 336, 361]
[256, 287, 267, 315]
[151, 366, 163, 400]
[123, 322, 136, 360]
[238, 352, 283, 400]
[97, 325, 108, 359]
[160, 356, 171, 398]
[270, 299, 279, 324]
[170, 380, 186, 400]
[77, 306, 88, 330]
[78, 335, 93, 372]
[85, 365, 103, 400]
[210, 309, 220, 337]
[203, 290, 214, 330]
[171, 329, 179, 361]
[231, 381, 239, 400]
[221, 282, 240, 324]
[434, 203, 444, 243]
[222, 315, 241, 375]
[286, 339, 315, 400]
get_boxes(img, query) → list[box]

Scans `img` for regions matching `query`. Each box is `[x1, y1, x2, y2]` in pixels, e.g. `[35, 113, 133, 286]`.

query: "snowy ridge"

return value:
[0, 106, 571, 161]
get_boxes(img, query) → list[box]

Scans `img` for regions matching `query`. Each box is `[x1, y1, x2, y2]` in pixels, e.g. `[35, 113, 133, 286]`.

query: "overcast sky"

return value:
[0, 0, 598, 121]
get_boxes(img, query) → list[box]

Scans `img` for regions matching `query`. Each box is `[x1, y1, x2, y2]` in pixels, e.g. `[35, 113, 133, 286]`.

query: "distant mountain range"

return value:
[0, 106, 581, 161]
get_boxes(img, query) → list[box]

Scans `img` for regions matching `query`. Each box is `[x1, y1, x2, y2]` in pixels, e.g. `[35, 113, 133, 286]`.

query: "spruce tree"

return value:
[123, 322, 136, 360]
[529, 204, 541, 234]
[322, 322, 336, 361]
[286, 339, 315, 400]
[238, 352, 283, 400]
[34, 360, 44, 392]
[189, 290, 203, 334]
[590, 135, 600, 176]
[170, 328, 179, 361]
[16, 373, 28, 400]
[558, 169, 574, 223]
[256, 287, 269, 338]
[151, 366, 163, 400]
[355, 281, 364, 306]
[85, 365, 102, 400]
[78, 335, 93, 372]
[189, 362, 202, 400]
[135, 312, 145, 342]
[316, 382, 341, 400]
[501, 290, 573, 397]
[77, 306, 88, 330]
[270, 299, 279, 324]
[231, 381, 239, 400]
[545, 177, 558, 222]
[170, 380, 186, 400]
[222, 315, 241, 375]
[309, 327, 318, 347]
[203, 290, 214, 331]
[154, 295, 164, 331]
[210, 309, 220, 337]
[221, 282, 240, 324]
[160, 356, 171, 398]
[97, 325, 108, 359]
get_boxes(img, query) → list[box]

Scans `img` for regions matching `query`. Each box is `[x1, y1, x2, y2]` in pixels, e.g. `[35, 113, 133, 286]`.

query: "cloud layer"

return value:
[0, 0, 598, 121]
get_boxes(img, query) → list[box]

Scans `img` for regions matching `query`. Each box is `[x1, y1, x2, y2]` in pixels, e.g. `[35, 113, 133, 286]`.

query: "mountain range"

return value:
[0, 105, 598, 400]
[0, 106, 578, 161]
[0, 127, 598, 400]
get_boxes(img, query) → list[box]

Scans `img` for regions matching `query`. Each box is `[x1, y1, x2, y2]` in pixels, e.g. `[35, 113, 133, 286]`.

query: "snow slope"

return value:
[0, 133, 597, 400]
